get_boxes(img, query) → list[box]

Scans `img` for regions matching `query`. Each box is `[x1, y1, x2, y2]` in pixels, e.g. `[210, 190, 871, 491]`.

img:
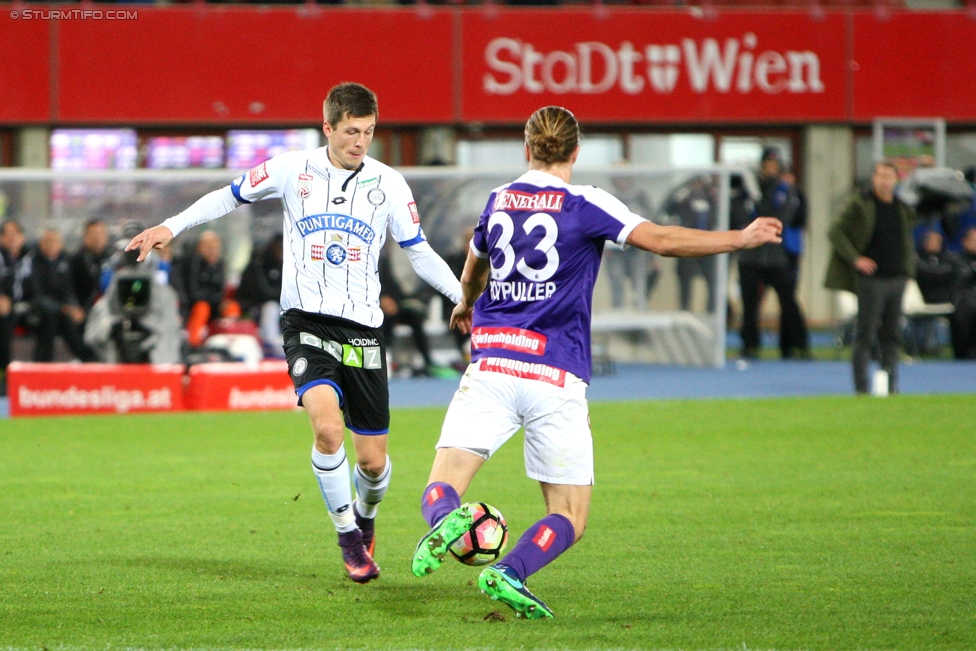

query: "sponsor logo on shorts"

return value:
[478, 357, 566, 387]
[342, 344, 382, 369]
[533, 525, 556, 552]
[298, 173, 313, 199]
[493, 189, 564, 213]
[311, 244, 324, 261]
[471, 327, 546, 355]
[408, 201, 420, 224]
[299, 333, 344, 361]
[249, 162, 269, 187]
[292, 358, 308, 376]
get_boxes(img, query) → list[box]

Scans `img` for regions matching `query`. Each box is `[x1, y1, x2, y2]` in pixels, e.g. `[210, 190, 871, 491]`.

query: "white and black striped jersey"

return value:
[164, 147, 443, 329]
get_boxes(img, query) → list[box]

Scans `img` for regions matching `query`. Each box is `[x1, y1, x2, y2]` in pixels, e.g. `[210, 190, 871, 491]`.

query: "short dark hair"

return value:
[84, 218, 105, 231]
[324, 83, 378, 127]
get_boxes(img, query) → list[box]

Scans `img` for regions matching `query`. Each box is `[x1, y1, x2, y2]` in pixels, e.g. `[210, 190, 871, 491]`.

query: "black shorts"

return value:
[281, 309, 389, 436]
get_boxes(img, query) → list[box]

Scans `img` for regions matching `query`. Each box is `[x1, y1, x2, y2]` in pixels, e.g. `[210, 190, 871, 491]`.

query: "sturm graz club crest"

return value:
[325, 242, 348, 267]
[368, 188, 385, 206]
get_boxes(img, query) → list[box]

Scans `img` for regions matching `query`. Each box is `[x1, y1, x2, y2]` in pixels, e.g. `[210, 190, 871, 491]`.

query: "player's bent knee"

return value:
[311, 421, 346, 455]
[356, 456, 387, 477]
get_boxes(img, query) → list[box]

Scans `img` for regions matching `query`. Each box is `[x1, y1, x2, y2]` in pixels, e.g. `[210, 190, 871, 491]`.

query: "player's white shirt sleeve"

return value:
[580, 186, 648, 248]
[385, 174, 425, 247]
[161, 186, 241, 238]
[404, 240, 462, 305]
[160, 155, 289, 238]
[383, 173, 462, 303]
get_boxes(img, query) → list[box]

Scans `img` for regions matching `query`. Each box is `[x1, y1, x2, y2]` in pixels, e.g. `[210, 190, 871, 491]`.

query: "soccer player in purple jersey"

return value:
[410, 106, 782, 618]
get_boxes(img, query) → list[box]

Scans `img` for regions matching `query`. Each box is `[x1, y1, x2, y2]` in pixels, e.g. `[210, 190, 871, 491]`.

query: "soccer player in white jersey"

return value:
[128, 83, 461, 584]
[411, 106, 782, 617]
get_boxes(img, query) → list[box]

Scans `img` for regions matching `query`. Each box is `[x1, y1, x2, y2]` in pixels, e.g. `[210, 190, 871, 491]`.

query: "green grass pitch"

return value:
[1, 395, 975, 650]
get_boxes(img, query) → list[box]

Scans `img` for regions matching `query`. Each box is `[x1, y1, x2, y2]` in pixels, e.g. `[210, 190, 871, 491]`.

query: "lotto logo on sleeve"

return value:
[408, 202, 420, 224]
[249, 162, 269, 187]
[471, 327, 546, 355]
[533, 525, 556, 552]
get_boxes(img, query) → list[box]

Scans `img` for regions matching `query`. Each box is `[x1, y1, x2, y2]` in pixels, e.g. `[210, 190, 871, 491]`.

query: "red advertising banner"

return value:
[460, 9, 848, 124]
[4, 7, 976, 126]
[0, 18, 51, 123]
[7, 362, 185, 417]
[55, 7, 455, 124]
[185, 361, 296, 412]
[852, 12, 976, 121]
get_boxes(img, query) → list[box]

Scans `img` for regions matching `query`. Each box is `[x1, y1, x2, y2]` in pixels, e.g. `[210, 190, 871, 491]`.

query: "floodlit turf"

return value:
[1, 395, 975, 650]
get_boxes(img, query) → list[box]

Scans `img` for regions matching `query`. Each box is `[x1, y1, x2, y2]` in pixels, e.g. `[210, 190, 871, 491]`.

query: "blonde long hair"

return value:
[525, 106, 580, 166]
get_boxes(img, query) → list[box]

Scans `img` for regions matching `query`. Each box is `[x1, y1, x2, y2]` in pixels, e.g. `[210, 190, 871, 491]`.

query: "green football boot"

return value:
[479, 564, 554, 619]
[411, 506, 474, 577]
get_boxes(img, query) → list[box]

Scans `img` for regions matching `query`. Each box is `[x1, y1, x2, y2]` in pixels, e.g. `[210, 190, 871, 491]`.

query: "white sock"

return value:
[354, 456, 392, 520]
[311, 446, 356, 533]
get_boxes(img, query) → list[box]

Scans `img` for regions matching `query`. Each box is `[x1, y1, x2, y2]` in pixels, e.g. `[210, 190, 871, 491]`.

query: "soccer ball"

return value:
[449, 502, 509, 566]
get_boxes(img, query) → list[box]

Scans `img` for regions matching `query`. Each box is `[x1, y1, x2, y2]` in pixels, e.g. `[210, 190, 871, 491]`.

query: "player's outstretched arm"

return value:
[403, 240, 463, 304]
[450, 250, 490, 335]
[126, 225, 174, 263]
[626, 217, 782, 258]
[126, 185, 246, 262]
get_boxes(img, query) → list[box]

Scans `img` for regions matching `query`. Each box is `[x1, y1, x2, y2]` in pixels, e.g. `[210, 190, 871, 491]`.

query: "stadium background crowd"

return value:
[3, 0, 976, 398]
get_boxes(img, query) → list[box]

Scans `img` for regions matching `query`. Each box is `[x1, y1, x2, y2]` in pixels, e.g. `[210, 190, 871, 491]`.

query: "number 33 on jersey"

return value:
[469, 169, 647, 384]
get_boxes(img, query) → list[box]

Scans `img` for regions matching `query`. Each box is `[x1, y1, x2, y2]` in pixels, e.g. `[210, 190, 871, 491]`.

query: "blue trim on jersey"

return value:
[297, 379, 344, 408]
[398, 231, 426, 248]
[230, 175, 252, 204]
[347, 424, 389, 436]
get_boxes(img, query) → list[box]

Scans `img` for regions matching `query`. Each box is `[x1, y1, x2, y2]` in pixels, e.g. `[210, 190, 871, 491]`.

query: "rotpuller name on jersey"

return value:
[296, 213, 376, 245]
[489, 280, 557, 302]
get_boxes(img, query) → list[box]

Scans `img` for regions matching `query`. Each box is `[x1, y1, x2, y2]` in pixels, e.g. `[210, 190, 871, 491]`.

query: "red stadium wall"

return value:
[3, 6, 976, 126]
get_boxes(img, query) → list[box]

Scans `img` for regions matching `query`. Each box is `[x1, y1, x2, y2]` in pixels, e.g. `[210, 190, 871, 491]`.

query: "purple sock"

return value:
[420, 482, 461, 528]
[499, 513, 576, 582]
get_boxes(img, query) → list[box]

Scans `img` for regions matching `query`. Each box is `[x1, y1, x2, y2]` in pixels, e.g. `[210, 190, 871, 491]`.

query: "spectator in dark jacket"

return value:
[29, 229, 96, 362]
[1, 220, 33, 385]
[825, 161, 918, 393]
[236, 234, 283, 350]
[175, 230, 240, 348]
[69, 219, 111, 314]
[735, 148, 809, 359]
[915, 229, 960, 305]
[951, 226, 976, 359]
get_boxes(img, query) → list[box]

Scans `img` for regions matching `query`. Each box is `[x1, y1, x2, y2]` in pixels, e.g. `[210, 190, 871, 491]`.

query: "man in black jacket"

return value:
[951, 226, 976, 358]
[69, 219, 111, 320]
[236, 233, 283, 350]
[29, 229, 96, 362]
[736, 148, 808, 359]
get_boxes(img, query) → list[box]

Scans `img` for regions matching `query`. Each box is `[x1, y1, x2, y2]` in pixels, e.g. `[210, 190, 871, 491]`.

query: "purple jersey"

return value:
[470, 170, 646, 383]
